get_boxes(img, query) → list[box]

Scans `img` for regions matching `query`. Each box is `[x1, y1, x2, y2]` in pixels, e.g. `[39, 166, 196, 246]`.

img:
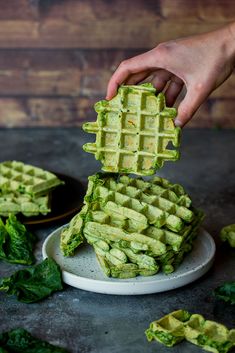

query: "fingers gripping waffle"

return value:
[83, 83, 181, 175]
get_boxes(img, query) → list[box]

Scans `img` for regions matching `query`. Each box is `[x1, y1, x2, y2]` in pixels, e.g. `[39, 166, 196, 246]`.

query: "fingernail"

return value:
[174, 119, 183, 127]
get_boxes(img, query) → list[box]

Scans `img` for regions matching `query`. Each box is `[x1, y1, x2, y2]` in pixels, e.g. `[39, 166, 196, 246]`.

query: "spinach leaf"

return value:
[0, 214, 36, 265]
[0, 258, 63, 303]
[214, 281, 235, 305]
[0, 348, 8, 353]
[0, 328, 68, 352]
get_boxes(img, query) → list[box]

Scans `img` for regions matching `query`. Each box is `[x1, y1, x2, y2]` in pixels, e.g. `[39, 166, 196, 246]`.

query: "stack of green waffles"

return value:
[60, 173, 203, 278]
[60, 83, 204, 279]
[0, 161, 63, 217]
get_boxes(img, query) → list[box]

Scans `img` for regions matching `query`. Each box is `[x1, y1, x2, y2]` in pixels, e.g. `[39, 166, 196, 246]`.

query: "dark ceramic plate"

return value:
[22, 173, 85, 225]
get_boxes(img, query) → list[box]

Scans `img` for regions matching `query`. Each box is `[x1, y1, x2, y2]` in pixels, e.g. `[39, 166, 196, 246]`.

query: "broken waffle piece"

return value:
[220, 224, 235, 248]
[146, 310, 235, 353]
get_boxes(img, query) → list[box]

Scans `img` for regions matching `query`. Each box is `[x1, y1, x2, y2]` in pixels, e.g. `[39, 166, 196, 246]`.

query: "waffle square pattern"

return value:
[60, 173, 204, 279]
[0, 161, 63, 217]
[0, 193, 50, 217]
[83, 83, 181, 175]
[0, 161, 62, 197]
[146, 310, 235, 353]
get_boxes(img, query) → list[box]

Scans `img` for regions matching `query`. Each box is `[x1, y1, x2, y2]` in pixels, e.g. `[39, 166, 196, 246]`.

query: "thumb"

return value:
[175, 85, 208, 127]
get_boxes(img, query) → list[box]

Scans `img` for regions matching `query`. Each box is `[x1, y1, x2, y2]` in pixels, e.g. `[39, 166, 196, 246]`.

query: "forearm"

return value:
[221, 22, 235, 67]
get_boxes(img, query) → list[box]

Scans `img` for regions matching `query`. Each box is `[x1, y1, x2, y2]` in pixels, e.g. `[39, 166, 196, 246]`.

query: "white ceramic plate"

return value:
[42, 226, 215, 295]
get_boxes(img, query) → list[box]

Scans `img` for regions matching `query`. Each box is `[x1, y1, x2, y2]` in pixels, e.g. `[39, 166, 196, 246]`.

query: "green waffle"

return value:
[0, 161, 63, 197]
[60, 173, 203, 278]
[88, 173, 194, 229]
[146, 310, 190, 346]
[83, 83, 181, 175]
[85, 208, 203, 276]
[146, 310, 235, 353]
[220, 224, 235, 248]
[0, 192, 50, 217]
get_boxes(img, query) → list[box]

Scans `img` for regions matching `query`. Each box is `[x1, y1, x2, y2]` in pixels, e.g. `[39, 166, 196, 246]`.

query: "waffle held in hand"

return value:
[146, 310, 235, 353]
[60, 173, 204, 278]
[83, 83, 180, 176]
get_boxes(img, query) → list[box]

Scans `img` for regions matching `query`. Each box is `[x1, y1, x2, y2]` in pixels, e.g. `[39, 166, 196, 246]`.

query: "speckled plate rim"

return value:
[42, 225, 216, 295]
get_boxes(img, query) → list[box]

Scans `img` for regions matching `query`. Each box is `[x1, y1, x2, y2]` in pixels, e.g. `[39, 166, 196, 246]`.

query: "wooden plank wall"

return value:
[0, 0, 235, 128]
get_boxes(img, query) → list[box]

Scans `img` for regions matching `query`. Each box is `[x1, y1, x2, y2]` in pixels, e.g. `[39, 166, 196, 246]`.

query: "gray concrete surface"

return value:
[0, 128, 234, 353]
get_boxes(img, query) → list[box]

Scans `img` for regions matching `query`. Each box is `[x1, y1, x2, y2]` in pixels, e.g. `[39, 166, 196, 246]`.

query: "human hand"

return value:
[106, 23, 235, 127]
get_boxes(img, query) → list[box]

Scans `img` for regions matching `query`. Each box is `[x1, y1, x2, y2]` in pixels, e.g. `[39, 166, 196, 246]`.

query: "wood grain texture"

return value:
[0, 96, 233, 129]
[0, 1, 38, 20]
[0, 0, 234, 128]
[0, 19, 226, 49]
[0, 0, 234, 49]
[0, 68, 81, 96]
[0, 97, 96, 127]
[0, 50, 142, 96]
[0, 50, 235, 98]
[161, 0, 235, 21]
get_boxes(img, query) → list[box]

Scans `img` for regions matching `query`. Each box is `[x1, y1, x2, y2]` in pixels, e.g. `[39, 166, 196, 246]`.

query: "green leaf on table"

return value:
[0, 214, 36, 265]
[214, 281, 235, 305]
[0, 258, 63, 303]
[0, 348, 8, 353]
[0, 328, 68, 352]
